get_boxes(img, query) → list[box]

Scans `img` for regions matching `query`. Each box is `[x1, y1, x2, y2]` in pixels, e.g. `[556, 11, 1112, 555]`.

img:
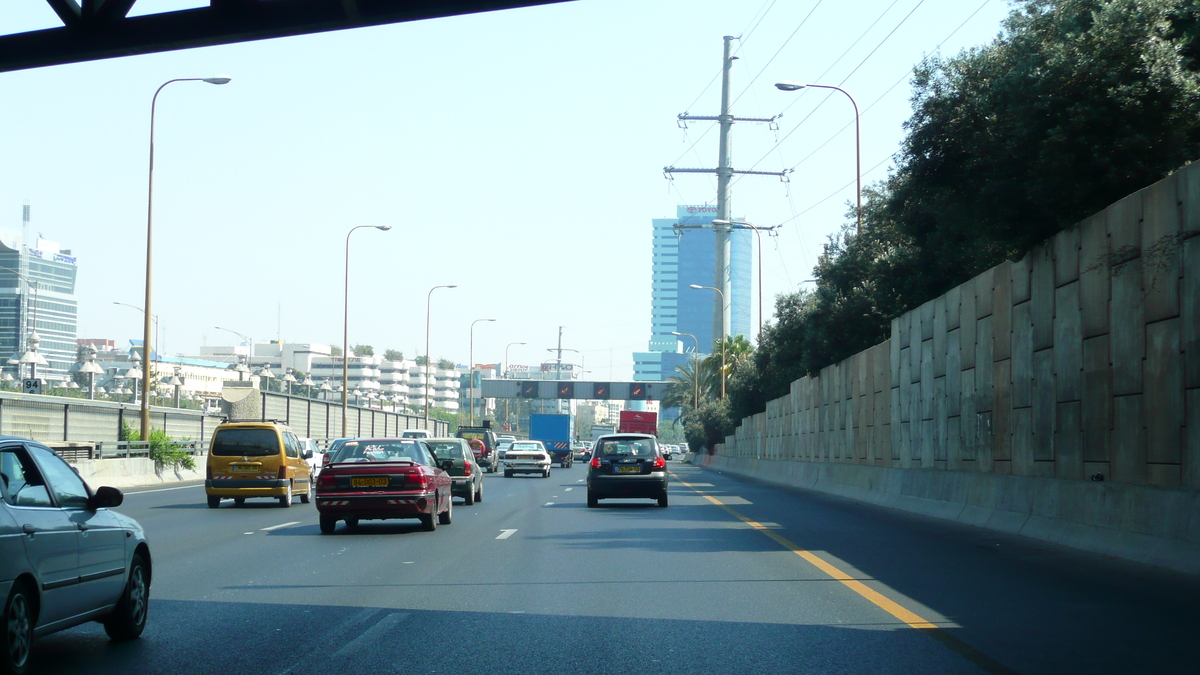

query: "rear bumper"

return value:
[206, 479, 289, 496]
[316, 491, 437, 517]
[588, 474, 668, 498]
[451, 477, 474, 495]
[504, 461, 549, 473]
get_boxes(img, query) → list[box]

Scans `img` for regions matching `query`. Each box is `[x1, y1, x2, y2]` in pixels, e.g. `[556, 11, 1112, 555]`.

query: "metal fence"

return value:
[0, 391, 219, 446]
[257, 391, 450, 439]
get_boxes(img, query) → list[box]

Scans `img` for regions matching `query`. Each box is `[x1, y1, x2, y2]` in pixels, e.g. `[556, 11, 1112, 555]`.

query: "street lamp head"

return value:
[446, 285, 458, 289]
[202, 76, 232, 85]
[670, 331, 683, 336]
[775, 81, 806, 91]
[689, 284, 704, 289]
[374, 225, 392, 231]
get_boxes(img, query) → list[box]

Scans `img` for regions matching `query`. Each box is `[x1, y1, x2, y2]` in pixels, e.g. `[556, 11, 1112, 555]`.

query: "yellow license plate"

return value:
[351, 477, 389, 487]
[231, 465, 258, 472]
[617, 466, 641, 474]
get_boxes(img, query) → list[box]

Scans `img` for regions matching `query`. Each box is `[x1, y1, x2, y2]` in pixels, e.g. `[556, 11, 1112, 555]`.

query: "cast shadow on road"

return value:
[29, 598, 985, 675]
[526, 527, 783, 554]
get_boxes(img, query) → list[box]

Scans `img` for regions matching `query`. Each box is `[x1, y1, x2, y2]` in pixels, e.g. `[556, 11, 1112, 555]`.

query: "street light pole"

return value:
[142, 75, 231, 441]
[425, 284, 456, 425]
[115, 302, 160, 392]
[671, 331, 699, 409]
[690, 284, 726, 399]
[342, 224, 391, 436]
[468, 318, 496, 425]
[775, 81, 861, 233]
[503, 341, 525, 432]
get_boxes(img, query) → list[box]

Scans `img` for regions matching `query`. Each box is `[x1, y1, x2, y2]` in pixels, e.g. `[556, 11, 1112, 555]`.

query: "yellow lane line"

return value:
[672, 470, 1020, 674]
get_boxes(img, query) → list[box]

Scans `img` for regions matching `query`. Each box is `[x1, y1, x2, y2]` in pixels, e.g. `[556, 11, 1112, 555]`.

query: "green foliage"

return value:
[682, 398, 734, 454]
[148, 428, 196, 471]
[414, 355, 429, 366]
[330, 345, 343, 357]
[352, 344, 374, 357]
[383, 349, 404, 362]
[436, 358, 456, 370]
[727, 0, 1200, 427]
[118, 420, 137, 442]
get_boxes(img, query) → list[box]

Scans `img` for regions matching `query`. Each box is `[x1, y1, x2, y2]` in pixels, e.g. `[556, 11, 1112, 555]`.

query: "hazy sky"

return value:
[0, 0, 1009, 380]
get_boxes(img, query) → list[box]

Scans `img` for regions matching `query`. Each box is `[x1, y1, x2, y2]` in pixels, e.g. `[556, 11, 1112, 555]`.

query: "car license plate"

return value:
[617, 465, 641, 474]
[231, 465, 257, 472]
[351, 477, 389, 487]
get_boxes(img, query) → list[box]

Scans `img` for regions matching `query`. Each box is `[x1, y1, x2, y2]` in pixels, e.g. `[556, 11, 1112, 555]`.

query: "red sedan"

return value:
[315, 438, 453, 533]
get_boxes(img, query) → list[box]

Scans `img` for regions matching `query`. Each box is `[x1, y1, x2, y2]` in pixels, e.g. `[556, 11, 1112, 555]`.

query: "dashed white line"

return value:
[544, 502, 555, 506]
[243, 532, 254, 535]
[496, 529, 518, 540]
[261, 521, 301, 532]
[564, 487, 573, 492]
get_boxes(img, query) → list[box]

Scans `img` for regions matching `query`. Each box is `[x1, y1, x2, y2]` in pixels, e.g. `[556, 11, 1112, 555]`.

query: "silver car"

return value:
[1, 438, 151, 673]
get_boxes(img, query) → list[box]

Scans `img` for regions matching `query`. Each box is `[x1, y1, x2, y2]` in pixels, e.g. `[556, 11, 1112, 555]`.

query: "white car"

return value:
[496, 439, 514, 461]
[401, 429, 433, 439]
[299, 438, 322, 476]
[502, 441, 552, 478]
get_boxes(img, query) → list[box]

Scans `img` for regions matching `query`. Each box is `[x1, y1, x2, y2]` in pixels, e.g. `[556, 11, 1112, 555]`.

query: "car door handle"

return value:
[76, 522, 89, 531]
[22, 524, 37, 535]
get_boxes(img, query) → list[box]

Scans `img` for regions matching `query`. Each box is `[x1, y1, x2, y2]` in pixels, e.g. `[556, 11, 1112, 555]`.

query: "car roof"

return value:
[596, 433, 656, 441]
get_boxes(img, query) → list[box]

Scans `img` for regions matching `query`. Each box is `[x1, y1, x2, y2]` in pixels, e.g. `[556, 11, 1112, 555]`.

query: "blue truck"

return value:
[530, 413, 574, 468]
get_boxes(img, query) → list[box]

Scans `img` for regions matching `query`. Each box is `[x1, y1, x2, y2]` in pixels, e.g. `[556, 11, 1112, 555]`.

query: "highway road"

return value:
[27, 461, 1200, 674]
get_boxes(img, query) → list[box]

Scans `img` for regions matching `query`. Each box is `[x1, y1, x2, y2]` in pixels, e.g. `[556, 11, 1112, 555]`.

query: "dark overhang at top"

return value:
[0, 0, 573, 74]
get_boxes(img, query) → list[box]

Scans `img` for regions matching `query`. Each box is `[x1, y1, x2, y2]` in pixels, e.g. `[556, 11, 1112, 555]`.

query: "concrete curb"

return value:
[71, 456, 207, 490]
[702, 455, 1200, 575]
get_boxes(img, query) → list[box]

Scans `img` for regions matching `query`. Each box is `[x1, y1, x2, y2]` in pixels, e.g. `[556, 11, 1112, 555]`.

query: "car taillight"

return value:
[406, 472, 429, 488]
[590, 457, 601, 469]
[318, 474, 336, 488]
[322, 454, 331, 466]
[653, 456, 666, 470]
[278, 466, 287, 479]
[206, 465, 212, 479]
[463, 462, 472, 476]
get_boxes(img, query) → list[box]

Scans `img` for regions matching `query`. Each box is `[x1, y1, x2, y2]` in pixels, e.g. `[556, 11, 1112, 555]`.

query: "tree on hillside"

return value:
[728, 0, 1200, 428]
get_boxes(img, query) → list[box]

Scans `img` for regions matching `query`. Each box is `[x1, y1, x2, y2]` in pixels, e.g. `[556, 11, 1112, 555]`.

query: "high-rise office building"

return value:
[0, 207, 79, 381]
[633, 205, 750, 384]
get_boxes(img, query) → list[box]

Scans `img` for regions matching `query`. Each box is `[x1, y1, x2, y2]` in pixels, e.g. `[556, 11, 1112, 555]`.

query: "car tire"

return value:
[543, 469, 551, 478]
[475, 480, 483, 503]
[319, 515, 337, 534]
[345, 517, 359, 529]
[299, 480, 312, 504]
[463, 485, 475, 505]
[504, 470, 513, 478]
[657, 492, 669, 508]
[587, 492, 598, 508]
[103, 552, 149, 641]
[2, 580, 34, 675]
[438, 497, 453, 525]
[279, 483, 293, 508]
[206, 496, 220, 509]
[420, 503, 437, 532]
[234, 498, 245, 506]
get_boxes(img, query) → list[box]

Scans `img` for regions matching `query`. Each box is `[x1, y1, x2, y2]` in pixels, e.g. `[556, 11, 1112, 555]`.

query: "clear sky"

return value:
[0, 0, 1010, 380]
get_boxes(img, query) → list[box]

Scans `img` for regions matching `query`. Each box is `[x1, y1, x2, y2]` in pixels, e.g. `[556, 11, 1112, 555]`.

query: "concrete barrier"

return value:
[72, 454, 207, 490]
[701, 454, 1200, 575]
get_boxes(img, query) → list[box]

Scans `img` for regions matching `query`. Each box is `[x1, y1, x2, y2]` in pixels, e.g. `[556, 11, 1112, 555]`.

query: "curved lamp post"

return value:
[468, 318, 496, 425]
[775, 81, 860, 233]
[425, 284, 457, 424]
[342, 224, 391, 435]
[671, 331, 700, 409]
[690, 284, 727, 398]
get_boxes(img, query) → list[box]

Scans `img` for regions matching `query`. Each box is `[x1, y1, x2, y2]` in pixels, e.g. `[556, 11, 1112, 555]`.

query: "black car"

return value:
[586, 434, 667, 507]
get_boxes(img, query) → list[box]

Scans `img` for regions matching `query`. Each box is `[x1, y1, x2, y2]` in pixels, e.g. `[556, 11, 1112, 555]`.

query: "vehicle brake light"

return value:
[590, 457, 601, 469]
[407, 473, 429, 488]
[322, 454, 331, 467]
[653, 457, 666, 470]
[206, 465, 212, 480]
[463, 462, 472, 476]
[318, 474, 336, 488]
[278, 466, 287, 479]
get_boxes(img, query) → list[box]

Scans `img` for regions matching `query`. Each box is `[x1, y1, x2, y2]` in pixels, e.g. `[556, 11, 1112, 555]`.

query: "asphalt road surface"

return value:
[28, 461, 1200, 674]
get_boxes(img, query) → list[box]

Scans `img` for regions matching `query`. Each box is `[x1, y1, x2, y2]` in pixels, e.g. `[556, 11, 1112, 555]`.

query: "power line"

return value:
[731, 0, 825, 107]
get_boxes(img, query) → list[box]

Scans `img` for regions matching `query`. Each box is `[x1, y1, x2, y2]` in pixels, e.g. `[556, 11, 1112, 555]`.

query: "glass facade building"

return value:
[0, 228, 79, 381]
[633, 205, 750, 383]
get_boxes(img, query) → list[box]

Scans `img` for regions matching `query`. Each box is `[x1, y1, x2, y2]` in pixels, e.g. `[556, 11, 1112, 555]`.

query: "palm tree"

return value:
[664, 356, 719, 410]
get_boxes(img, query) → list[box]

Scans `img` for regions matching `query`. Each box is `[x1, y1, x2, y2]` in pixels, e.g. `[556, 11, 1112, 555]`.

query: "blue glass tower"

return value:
[634, 205, 751, 384]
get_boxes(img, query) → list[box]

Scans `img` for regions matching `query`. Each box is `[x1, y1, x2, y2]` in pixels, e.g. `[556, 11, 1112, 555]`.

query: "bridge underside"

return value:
[1, 0, 572, 73]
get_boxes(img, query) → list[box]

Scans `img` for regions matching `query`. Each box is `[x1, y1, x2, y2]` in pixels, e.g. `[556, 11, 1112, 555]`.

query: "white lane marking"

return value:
[544, 502, 555, 506]
[244, 532, 254, 535]
[261, 521, 301, 532]
[496, 529, 518, 540]
[124, 484, 204, 495]
[564, 487, 573, 492]
[403, 561, 415, 564]
[330, 613, 409, 660]
[576, 479, 584, 483]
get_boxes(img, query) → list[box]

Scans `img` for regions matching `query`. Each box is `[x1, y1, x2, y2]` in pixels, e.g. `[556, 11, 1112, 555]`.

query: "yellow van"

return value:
[205, 421, 313, 508]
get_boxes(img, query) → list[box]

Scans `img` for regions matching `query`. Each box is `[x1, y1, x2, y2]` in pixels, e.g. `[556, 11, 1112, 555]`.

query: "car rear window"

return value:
[595, 438, 657, 457]
[510, 442, 542, 452]
[332, 440, 427, 464]
[426, 441, 465, 459]
[212, 429, 281, 457]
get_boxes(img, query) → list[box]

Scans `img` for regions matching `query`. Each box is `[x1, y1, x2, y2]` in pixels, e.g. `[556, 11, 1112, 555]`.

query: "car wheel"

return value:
[587, 491, 598, 508]
[206, 495, 220, 509]
[2, 580, 34, 675]
[103, 552, 149, 641]
[438, 497, 453, 525]
[299, 480, 312, 504]
[657, 492, 669, 508]
[420, 502, 437, 531]
[504, 470, 513, 478]
[345, 517, 359, 529]
[463, 484, 475, 505]
[319, 515, 337, 534]
[234, 497, 245, 506]
[475, 480, 483, 503]
[544, 468, 551, 478]
[279, 483, 293, 507]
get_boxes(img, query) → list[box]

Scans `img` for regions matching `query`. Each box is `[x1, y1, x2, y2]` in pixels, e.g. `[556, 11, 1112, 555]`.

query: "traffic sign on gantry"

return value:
[480, 380, 669, 401]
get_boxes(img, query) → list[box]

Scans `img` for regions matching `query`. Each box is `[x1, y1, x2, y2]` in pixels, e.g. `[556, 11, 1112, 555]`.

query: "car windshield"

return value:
[509, 442, 542, 452]
[595, 438, 657, 457]
[211, 429, 279, 457]
[332, 440, 425, 463]
[426, 441, 464, 459]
